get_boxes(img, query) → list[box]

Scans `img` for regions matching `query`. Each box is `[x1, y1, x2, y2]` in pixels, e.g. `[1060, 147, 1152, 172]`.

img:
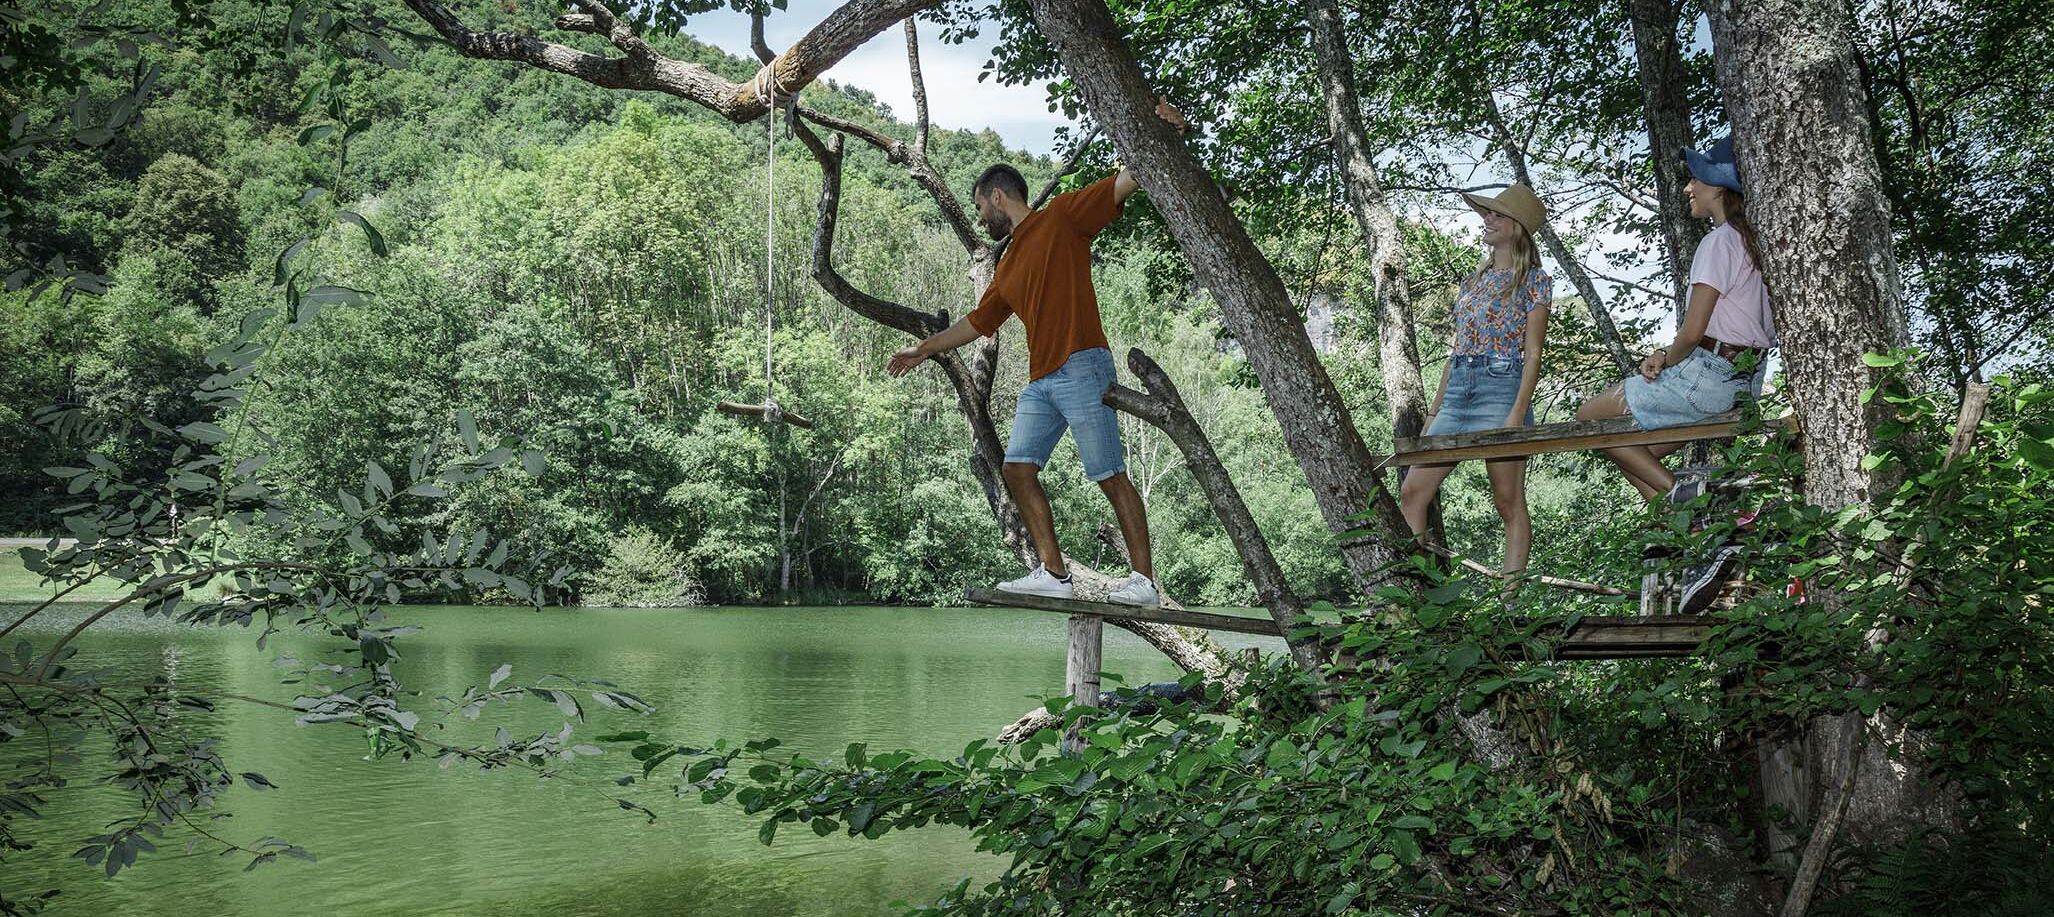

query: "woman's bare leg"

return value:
[1484, 457, 1530, 576]
[1578, 384, 1674, 499]
[1400, 463, 1459, 540]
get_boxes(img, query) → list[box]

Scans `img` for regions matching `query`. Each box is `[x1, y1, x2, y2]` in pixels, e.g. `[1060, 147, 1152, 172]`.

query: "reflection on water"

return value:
[2, 603, 1279, 916]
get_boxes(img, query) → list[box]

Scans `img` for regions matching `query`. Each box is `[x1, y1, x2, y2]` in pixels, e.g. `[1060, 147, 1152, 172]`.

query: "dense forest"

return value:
[3, 0, 2052, 914]
[0, 1, 1572, 607]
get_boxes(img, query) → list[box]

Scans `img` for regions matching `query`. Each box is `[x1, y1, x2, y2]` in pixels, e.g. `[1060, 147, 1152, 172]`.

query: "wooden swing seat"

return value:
[1383, 409, 1796, 468]
[716, 400, 815, 430]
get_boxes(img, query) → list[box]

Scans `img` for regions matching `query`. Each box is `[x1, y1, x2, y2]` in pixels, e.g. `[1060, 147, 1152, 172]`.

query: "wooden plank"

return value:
[1553, 614, 1712, 659]
[715, 401, 816, 429]
[962, 588, 1286, 637]
[1386, 412, 1743, 467]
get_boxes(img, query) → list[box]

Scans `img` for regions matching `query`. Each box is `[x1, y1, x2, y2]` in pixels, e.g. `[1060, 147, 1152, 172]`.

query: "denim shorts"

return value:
[1005, 347, 1127, 482]
[1425, 354, 1533, 436]
[1622, 348, 1765, 430]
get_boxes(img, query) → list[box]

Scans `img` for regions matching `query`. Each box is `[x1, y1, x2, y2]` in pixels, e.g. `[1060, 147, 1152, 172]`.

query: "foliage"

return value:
[585, 526, 705, 608]
[591, 370, 2054, 915]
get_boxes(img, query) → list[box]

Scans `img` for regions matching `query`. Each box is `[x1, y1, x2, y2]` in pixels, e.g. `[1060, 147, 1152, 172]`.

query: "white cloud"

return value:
[689, 4, 1074, 156]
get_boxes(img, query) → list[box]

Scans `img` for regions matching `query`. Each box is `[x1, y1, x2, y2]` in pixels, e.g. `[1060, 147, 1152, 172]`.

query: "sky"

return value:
[686, 3, 1075, 156]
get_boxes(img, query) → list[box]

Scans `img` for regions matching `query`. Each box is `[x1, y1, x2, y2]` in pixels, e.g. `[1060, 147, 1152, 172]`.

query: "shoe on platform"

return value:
[1678, 543, 1745, 615]
[1107, 573, 1161, 608]
[996, 565, 1073, 600]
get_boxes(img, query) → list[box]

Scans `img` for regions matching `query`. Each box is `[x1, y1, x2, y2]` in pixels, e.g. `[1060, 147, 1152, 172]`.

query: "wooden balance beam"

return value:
[715, 401, 815, 430]
[962, 588, 1285, 636]
[1385, 410, 1754, 467]
[963, 589, 1715, 659]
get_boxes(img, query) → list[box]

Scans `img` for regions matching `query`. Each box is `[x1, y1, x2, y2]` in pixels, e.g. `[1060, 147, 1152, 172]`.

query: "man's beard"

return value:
[981, 212, 1013, 240]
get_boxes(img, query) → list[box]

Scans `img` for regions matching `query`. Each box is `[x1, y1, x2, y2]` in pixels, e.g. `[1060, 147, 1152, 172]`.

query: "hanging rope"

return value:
[759, 69, 782, 426]
[717, 70, 812, 430]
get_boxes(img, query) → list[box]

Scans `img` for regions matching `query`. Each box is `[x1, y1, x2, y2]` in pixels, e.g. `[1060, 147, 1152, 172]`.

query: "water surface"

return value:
[3, 603, 1278, 916]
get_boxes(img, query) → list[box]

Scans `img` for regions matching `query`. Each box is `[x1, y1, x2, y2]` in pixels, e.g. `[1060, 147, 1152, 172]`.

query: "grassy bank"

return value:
[0, 547, 132, 604]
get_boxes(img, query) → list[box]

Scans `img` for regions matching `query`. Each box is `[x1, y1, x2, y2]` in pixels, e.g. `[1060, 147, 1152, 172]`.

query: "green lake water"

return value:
[3, 603, 1280, 916]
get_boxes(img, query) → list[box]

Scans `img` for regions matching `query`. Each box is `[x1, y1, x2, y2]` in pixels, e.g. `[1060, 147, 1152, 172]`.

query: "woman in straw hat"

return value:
[1400, 183, 1553, 578]
[1574, 135, 1776, 504]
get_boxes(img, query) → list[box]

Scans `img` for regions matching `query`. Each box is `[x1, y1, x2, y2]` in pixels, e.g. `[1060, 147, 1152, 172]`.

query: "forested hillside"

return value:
[1, 0, 1541, 605]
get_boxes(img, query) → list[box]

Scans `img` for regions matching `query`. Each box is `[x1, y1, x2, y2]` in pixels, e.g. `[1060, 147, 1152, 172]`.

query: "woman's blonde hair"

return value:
[1465, 225, 1541, 298]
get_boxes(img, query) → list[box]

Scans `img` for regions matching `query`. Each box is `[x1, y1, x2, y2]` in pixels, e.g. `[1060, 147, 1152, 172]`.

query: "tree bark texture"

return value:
[1704, 0, 1909, 510]
[1301, 0, 1431, 441]
[1026, 0, 1414, 595]
[1704, 0, 1944, 853]
[1628, 0, 1709, 319]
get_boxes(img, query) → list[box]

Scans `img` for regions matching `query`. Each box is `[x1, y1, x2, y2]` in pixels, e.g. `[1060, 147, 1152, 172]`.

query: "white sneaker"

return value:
[1107, 573, 1161, 608]
[996, 565, 1074, 600]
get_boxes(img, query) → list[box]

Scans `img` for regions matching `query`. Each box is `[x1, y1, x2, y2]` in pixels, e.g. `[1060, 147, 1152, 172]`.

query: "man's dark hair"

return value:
[973, 164, 1029, 204]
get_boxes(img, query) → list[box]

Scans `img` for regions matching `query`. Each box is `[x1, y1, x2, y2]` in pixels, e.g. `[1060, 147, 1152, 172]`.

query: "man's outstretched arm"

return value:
[886, 316, 985, 377]
[1112, 96, 1188, 205]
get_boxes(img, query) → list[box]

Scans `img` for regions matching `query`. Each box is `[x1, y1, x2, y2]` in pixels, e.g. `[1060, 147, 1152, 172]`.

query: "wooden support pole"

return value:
[1064, 614, 1102, 751]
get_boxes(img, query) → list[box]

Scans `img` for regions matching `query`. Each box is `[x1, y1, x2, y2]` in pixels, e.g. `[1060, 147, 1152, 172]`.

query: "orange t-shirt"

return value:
[965, 176, 1122, 380]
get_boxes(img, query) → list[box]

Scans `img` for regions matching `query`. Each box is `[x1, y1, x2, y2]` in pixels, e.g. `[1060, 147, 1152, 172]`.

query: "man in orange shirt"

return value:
[886, 100, 1184, 607]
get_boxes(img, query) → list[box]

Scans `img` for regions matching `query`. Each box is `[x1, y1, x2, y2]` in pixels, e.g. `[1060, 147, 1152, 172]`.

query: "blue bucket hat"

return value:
[1681, 135, 1744, 194]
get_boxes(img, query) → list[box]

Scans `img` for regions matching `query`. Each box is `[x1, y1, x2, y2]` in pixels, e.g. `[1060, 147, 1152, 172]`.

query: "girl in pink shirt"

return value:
[1576, 136, 1775, 503]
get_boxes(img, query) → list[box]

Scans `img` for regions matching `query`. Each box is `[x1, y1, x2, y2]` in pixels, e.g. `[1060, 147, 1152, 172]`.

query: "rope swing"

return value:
[717, 69, 815, 430]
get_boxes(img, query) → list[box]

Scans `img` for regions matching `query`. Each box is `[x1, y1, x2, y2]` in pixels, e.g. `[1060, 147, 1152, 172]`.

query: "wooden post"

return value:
[1064, 614, 1103, 751]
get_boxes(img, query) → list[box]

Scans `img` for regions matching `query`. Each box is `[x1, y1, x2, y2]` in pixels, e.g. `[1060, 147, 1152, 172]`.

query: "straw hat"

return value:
[1461, 183, 1546, 235]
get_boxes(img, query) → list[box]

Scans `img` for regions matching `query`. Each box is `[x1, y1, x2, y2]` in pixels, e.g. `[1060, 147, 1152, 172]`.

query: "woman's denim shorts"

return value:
[1622, 348, 1764, 430]
[1426, 354, 1533, 436]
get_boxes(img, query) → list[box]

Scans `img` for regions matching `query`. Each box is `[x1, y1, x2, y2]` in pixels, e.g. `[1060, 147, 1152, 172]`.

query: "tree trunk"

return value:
[1301, 0, 1430, 442]
[1026, 0, 1415, 595]
[1628, 0, 1709, 321]
[1704, 0, 1950, 853]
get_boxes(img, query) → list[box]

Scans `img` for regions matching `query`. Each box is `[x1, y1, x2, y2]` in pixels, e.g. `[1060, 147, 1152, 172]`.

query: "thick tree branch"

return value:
[1104, 349, 1328, 674]
[1026, 0, 1414, 595]
[400, 0, 938, 123]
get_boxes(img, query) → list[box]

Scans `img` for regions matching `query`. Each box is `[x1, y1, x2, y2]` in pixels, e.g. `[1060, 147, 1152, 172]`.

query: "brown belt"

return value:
[1699, 335, 1759, 362]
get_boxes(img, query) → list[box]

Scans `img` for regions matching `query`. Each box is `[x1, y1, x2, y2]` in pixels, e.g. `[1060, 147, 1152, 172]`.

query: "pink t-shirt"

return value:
[1691, 223, 1777, 349]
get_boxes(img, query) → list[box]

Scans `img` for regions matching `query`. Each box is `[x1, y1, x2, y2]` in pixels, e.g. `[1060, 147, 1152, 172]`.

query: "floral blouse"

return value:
[1450, 267, 1553, 359]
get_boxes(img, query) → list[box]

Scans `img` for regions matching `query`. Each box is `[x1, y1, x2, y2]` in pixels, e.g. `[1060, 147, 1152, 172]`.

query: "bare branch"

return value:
[904, 20, 930, 152]
[750, 5, 776, 64]
[798, 106, 983, 253]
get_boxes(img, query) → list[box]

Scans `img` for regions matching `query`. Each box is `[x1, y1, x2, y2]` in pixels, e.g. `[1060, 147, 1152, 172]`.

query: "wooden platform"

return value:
[1386, 411, 1748, 467]
[1548, 614, 1711, 659]
[963, 588, 1715, 659]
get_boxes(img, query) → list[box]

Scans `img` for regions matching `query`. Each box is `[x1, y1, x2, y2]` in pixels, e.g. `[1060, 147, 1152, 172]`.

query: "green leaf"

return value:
[337, 211, 387, 256]
[178, 421, 231, 444]
[1861, 352, 1903, 367]
[1428, 761, 1458, 781]
[457, 410, 479, 453]
[296, 123, 335, 145]
[274, 238, 308, 286]
[366, 461, 392, 498]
